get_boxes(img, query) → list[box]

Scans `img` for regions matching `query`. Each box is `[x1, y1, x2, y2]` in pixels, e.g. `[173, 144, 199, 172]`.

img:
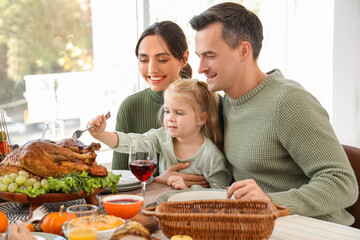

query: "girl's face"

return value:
[163, 93, 206, 140]
[137, 35, 188, 92]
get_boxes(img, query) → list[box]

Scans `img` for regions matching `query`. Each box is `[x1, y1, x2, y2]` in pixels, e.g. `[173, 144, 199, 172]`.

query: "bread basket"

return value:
[143, 199, 289, 240]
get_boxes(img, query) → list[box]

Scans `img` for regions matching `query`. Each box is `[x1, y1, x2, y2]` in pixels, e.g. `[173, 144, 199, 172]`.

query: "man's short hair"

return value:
[190, 2, 263, 60]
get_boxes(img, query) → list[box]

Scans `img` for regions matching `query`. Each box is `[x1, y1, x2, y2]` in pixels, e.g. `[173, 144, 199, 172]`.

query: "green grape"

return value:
[8, 183, 18, 193]
[24, 178, 37, 187]
[18, 185, 26, 190]
[2, 176, 14, 185]
[41, 179, 48, 187]
[0, 184, 9, 192]
[15, 176, 27, 185]
[19, 171, 30, 178]
[33, 182, 42, 189]
[0, 177, 4, 183]
[10, 173, 19, 180]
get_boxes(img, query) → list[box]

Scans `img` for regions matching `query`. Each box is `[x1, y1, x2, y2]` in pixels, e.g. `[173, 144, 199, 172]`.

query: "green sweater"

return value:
[112, 88, 164, 170]
[112, 87, 224, 171]
[223, 69, 358, 225]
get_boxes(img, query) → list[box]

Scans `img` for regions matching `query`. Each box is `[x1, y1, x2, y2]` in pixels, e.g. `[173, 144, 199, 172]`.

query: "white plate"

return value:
[102, 170, 153, 193]
[32, 232, 66, 240]
[157, 189, 234, 203]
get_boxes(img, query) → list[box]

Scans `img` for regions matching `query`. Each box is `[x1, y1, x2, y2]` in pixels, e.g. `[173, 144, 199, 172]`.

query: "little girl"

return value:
[87, 79, 230, 189]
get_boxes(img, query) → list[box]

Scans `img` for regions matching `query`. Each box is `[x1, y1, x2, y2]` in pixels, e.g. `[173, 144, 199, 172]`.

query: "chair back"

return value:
[343, 145, 360, 229]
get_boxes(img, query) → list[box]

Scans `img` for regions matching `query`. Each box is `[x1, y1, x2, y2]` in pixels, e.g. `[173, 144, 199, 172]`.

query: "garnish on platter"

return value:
[0, 138, 121, 197]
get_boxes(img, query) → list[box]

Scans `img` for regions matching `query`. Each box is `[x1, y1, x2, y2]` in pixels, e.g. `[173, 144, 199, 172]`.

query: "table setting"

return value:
[1, 116, 360, 240]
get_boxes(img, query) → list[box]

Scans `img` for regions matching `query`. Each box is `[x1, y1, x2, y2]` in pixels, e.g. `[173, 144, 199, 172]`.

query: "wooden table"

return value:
[1, 182, 360, 239]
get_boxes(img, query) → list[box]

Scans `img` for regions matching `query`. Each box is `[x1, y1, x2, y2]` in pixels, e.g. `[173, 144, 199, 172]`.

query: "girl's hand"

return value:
[167, 175, 189, 190]
[154, 162, 209, 188]
[87, 114, 107, 138]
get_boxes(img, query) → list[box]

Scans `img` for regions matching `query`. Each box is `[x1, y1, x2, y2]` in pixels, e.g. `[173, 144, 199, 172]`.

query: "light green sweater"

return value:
[223, 69, 358, 225]
[113, 127, 230, 189]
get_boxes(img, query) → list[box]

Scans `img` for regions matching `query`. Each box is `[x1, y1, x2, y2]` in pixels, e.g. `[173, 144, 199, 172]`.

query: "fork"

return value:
[72, 111, 111, 139]
[27, 205, 48, 224]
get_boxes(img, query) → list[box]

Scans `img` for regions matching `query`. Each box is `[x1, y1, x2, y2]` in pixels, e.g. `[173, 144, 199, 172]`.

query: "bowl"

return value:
[102, 194, 144, 220]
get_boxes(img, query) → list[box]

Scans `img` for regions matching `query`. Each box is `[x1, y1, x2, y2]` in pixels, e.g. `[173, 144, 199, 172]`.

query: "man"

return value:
[189, 2, 358, 226]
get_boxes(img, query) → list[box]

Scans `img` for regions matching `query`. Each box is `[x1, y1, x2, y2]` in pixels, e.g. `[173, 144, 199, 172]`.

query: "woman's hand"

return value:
[6, 221, 36, 240]
[167, 175, 188, 190]
[226, 179, 270, 201]
[154, 162, 209, 188]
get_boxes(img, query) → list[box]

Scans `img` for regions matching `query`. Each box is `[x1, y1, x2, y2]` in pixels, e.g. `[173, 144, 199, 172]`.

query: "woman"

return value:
[112, 21, 209, 187]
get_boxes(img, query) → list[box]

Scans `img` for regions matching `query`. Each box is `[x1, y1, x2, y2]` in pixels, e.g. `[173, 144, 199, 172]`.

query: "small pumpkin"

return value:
[27, 223, 35, 232]
[0, 211, 8, 233]
[170, 235, 193, 240]
[41, 205, 77, 236]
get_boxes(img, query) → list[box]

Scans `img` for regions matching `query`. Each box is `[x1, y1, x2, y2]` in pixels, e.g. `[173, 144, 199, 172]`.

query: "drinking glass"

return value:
[129, 138, 158, 209]
[66, 204, 98, 240]
[41, 119, 65, 143]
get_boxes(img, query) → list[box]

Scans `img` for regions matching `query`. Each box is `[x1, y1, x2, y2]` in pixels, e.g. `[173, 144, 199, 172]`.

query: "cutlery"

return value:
[27, 205, 48, 224]
[72, 111, 111, 139]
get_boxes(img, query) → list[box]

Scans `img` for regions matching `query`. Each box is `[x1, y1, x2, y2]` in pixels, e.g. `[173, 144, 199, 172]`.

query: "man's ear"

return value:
[182, 50, 189, 67]
[239, 41, 252, 62]
[198, 112, 208, 126]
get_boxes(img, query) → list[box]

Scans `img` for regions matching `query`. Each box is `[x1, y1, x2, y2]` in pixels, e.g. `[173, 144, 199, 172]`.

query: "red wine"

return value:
[130, 160, 157, 182]
[106, 199, 140, 204]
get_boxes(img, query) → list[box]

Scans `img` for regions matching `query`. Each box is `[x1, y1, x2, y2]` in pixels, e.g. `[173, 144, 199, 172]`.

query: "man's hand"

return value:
[167, 175, 188, 190]
[226, 179, 270, 201]
[154, 162, 209, 188]
[7, 221, 37, 240]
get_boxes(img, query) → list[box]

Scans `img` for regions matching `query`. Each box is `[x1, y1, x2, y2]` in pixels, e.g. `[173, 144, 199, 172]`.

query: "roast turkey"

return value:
[0, 138, 107, 178]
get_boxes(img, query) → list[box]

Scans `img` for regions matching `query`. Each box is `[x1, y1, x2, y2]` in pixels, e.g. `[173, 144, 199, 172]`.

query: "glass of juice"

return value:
[66, 204, 98, 240]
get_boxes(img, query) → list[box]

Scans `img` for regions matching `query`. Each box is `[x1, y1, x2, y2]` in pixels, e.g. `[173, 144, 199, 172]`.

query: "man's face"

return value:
[195, 22, 243, 95]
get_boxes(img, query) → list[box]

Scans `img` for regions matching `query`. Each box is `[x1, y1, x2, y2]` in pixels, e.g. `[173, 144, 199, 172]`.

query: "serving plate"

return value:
[157, 188, 234, 204]
[0, 188, 103, 218]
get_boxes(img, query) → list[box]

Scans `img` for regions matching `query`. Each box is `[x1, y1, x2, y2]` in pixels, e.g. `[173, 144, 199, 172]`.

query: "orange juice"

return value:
[67, 228, 97, 240]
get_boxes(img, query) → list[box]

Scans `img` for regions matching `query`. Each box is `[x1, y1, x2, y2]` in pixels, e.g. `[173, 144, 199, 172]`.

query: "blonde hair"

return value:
[161, 79, 223, 151]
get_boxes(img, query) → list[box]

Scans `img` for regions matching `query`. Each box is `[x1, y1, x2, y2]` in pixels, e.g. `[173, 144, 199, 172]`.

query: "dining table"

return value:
[1, 181, 360, 240]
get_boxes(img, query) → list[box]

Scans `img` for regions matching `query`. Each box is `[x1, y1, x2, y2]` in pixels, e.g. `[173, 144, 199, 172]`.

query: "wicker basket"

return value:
[143, 199, 289, 240]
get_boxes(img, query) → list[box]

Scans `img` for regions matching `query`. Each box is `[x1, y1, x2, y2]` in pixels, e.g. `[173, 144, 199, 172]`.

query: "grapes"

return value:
[24, 178, 37, 187]
[2, 176, 14, 185]
[19, 171, 30, 178]
[8, 183, 18, 193]
[41, 179, 48, 187]
[0, 184, 9, 192]
[15, 175, 27, 185]
[0, 170, 48, 193]
[10, 173, 19, 180]
[33, 182, 42, 189]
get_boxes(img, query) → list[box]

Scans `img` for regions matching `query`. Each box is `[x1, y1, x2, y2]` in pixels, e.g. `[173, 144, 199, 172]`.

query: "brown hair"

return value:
[135, 21, 192, 79]
[190, 2, 263, 60]
[163, 79, 223, 151]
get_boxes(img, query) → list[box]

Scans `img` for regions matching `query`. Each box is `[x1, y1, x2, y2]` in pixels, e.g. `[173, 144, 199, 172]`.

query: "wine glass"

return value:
[41, 119, 65, 143]
[129, 138, 158, 209]
[66, 204, 98, 240]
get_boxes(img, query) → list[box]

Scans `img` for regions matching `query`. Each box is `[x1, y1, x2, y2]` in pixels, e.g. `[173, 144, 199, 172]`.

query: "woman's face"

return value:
[137, 35, 187, 92]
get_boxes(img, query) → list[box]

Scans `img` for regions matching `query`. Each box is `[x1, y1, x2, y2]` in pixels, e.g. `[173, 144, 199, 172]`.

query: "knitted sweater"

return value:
[112, 88, 164, 170]
[223, 69, 358, 225]
[112, 87, 224, 170]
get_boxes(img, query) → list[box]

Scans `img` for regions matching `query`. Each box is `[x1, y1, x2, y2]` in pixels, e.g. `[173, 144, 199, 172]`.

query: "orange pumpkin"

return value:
[0, 211, 8, 233]
[27, 223, 35, 232]
[41, 205, 77, 236]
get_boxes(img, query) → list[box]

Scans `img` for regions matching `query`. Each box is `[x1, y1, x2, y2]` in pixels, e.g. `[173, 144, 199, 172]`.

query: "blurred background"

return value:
[0, 0, 359, 166]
